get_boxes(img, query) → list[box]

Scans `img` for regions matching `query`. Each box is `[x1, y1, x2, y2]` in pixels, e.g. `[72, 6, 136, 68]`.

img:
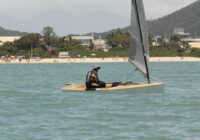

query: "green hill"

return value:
[148, 0, 200, 37]
[0, 26, 27, 36]
[94, 0, 200, 38]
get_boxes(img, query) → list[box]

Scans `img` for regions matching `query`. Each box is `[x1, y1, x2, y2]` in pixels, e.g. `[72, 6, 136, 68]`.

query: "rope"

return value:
[150, 75, 163, 83]
[124, 69, 137, 82]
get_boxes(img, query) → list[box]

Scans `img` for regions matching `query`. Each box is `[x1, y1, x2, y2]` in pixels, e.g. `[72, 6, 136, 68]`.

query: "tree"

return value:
[148, 34, 153, 46]
[165, 41, 180, 51]
[106, 30, 130, 48]
[14, 33, 41, 50]
[42, 26, 56, 50]
[0, 42, 17, 55]
[89, 42, 94, 50]
[170, 35, 181, 42]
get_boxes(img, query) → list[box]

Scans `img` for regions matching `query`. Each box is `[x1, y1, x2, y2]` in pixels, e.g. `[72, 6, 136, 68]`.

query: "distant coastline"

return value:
[0, 57, 200, 64]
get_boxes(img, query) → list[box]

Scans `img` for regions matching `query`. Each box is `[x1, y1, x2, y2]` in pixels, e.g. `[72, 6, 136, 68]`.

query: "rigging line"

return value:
[133, 0, 150, 83]
[150, 75, 162, 83]
[125, 68, 137, 82]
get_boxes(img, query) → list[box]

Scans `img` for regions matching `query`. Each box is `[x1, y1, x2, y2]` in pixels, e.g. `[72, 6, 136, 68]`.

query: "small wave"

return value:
[0, 89, 23, 94]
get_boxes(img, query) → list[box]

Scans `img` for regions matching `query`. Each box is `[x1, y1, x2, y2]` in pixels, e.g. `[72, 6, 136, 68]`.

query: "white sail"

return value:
[129, 0, 149, 78]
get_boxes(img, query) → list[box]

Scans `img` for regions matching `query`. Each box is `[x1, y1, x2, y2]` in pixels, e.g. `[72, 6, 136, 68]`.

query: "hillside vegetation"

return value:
[148, 0, 200, 36]
[1, 28, 200, 58]
[95, 0, 200, 38]
[0, 27, 26, 36]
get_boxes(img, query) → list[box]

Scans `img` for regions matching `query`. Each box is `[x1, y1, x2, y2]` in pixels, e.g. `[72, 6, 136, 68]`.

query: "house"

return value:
[93, 39, 109, 50]
[152, 35, 162, 46]
[71, 36, 94, 46]
[173, 28, 190, 39]
[182, 38, 200, 48]
[0, 36, 21, 46]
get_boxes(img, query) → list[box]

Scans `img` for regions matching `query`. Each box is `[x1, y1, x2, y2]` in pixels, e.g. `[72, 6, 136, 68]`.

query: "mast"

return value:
[133, 0, 150, 83]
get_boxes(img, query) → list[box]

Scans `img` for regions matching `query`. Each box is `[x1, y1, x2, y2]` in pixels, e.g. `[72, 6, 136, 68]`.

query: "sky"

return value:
[0, 0, 198, 35]
[0, 0, 197, 19]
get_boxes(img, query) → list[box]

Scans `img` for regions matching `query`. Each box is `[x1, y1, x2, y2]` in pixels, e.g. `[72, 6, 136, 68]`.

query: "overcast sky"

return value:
[0, 0, 198, 20]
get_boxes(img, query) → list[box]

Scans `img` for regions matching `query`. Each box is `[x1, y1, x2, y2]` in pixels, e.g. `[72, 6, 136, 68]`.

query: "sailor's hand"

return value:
[92, 83, 98, 86]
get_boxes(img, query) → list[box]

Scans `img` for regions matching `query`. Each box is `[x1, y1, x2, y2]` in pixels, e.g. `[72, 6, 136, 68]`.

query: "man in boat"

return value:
[85, 64, 106, 89]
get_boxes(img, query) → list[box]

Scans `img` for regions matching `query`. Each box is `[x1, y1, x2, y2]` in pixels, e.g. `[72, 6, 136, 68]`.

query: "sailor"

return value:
[85, 64, 106, 89]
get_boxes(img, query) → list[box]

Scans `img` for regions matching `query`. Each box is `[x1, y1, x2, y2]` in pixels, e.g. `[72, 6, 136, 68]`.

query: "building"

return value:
[172, 28, 200, 48]
[71, 36, 94, 46]
[66, 35, 110, 50]
[93, 39, 109, 50]
[59, 52, 69, 58]
[173, 28, 190, 39]
[189, 42, 200, 48]
[68, 35, 110, 50]
[0, 36, 21, 46]
[152, 35, 169, 46]
[182, 38, 200, 48]
[152, 35, 162, 46]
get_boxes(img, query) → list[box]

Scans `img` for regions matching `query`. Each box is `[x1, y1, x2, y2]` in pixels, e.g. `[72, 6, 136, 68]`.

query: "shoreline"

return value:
[0, 57, 200, 64]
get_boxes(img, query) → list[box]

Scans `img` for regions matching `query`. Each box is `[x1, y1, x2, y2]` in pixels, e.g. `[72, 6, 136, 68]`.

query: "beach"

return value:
[0, 57, 200, 64]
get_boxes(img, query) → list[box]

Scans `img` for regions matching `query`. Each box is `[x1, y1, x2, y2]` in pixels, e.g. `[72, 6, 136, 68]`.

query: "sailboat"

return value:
[62, 0, 164, 92]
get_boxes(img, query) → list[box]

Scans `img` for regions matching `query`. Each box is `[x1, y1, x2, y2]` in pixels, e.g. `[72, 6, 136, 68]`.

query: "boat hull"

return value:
[62, 82, 164, 93]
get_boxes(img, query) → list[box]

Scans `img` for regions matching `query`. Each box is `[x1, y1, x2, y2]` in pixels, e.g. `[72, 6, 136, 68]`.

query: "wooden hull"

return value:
[62, 82, 164, 93]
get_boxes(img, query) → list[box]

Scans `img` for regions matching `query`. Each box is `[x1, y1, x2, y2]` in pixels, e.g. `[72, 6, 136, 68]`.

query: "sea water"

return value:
[0, 62, 200, 140]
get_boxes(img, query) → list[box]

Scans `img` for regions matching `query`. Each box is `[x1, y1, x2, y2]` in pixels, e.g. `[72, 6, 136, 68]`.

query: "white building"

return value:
[71, 36, 94, 46]
[59, 52, 69, 58]
[0, 36, 21, 46]
[182, 38, 200, 48]
[152, 35, 162, 46]
[67, 35, 109, 50]
[173, 28, 190, 39]
[93, 39, 109, 50]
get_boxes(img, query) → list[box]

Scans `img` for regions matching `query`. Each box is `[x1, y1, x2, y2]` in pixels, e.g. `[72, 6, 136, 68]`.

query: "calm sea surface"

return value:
[0, 62, 200, 140]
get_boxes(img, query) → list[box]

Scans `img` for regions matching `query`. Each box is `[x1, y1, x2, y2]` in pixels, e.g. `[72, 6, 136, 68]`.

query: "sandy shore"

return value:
[0, 57, 200, 64]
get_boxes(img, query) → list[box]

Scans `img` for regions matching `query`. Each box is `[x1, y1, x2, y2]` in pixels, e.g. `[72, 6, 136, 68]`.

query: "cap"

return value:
[93, 64, 101, 70]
